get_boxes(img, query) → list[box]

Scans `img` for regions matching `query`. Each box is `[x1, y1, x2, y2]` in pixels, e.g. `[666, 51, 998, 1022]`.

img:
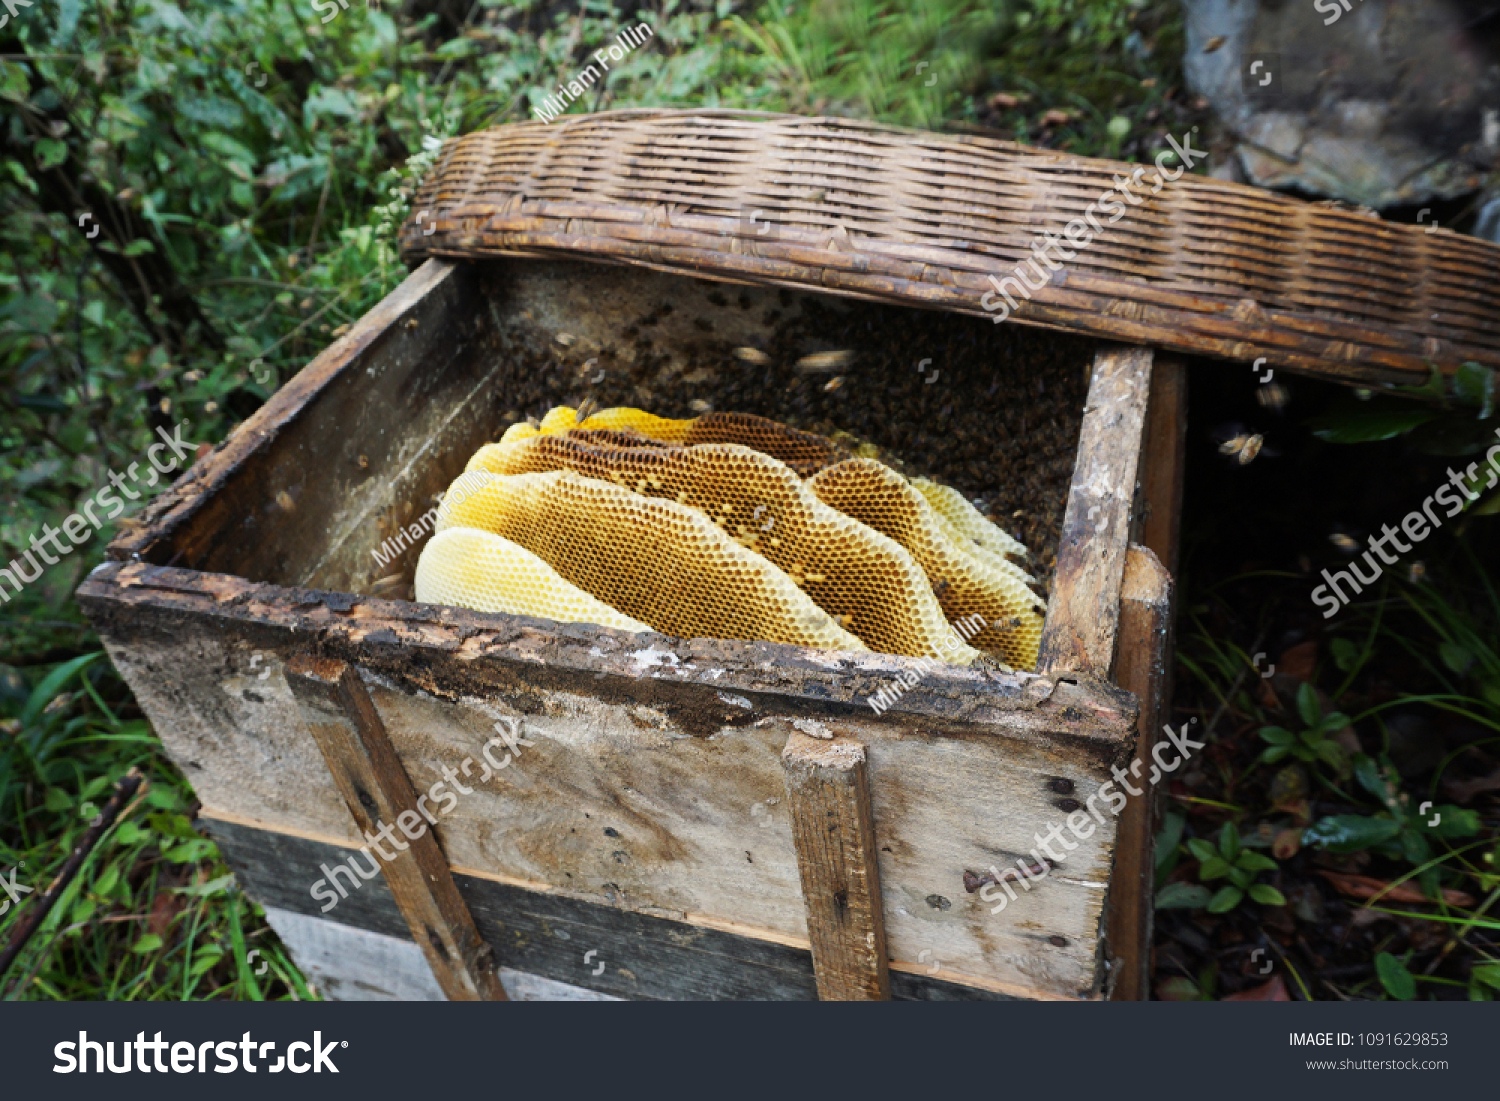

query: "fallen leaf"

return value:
[1203, 35, 1227, 53]
[1277, 640, 1318, 682]
[1315, 869, 1475, 908]
[1223, 975, 1289, 1000]
[1273, 827, 1302, 860]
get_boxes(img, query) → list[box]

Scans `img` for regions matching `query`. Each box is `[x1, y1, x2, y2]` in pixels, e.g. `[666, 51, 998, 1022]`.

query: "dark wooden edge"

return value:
[203, 818, 1013, 1002]
[1106, 546, 1173, 1001]
[77, 561, 1139, 763]
[781, 733, 890, 1001]
[1038, 344, 1154, 677]
[1136, 356, 1188, 578]
[100, 259, 459, 564]
[284, 655, 507, 1001]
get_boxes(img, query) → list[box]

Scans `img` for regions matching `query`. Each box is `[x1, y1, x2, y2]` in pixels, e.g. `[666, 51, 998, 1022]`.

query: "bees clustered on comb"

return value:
[414, 406, 1046, 670]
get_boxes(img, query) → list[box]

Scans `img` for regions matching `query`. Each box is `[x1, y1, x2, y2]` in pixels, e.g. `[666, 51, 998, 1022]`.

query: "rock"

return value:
[1181, 0, 1498, 208]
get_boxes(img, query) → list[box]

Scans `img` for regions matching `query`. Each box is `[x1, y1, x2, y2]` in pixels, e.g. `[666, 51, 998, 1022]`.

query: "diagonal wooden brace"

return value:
[781, 731, 890, 1001]
[284, 655, 507, 1001]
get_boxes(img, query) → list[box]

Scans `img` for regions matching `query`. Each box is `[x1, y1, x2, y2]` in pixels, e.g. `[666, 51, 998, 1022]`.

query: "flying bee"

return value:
[1218, 432, 1264, 464]
[574, 396, 598, 423]
[794, 349, 855, 372]
[1407, 561, 1427, 584]
[1256, 381, 1289, 411]
[1328, 532, 1360, 554]
[733, 346, 771, 365]
[823, 375, 845, 392]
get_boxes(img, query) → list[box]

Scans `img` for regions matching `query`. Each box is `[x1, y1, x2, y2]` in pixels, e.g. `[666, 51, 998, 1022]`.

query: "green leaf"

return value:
[1439, 640, 1473, 675]
[1248, 884, 1286, 906]
[114, 820, 143, 845]
[1396, 364, 1446, 401]
[35, 137, 68, 169]
[1259, 745, 1292, 764]
[1198, 856, 1231, 880]
[20, 652, 103, 727]
[1219, 821, 1241, 861]
[1259, 726, 1295, 746]
[132, 933, 164, 954]
[1295, 682, 1322, 727]
[1154, 882, 1213, 910]
[1308, 409, 1439, 443]
[1238, 852, 1278, 872]
[1227, 866, 1251, 889]
[1453, 363, 1497, 419]
[121, 239, 155, 257]
[1375, 952, 1416, 1000]
[1473, 963, 1500, 991]
[1353, 753, 1392, 804]
[1430, 806, 1482, 839]
[1330, 638, 1359, 671]
[1316, 740, 1349, 771]
[1186, 838, 1217, 863]
[93, 863, 120, 897]
[1303, 814, 1402, 853]
[1155, 811, 1185, 871]
[1207, 886, 1243, 913]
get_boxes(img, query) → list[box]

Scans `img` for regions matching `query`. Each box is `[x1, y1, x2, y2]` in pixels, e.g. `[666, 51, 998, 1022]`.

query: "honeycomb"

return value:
[415, 527, 651, 633]
[463, 433, 979, 662]
[913, 477, 1029, 563]
[431, 469, 868, 652]
[809, 459, 1045, 668]
[539, 406, 849, 476]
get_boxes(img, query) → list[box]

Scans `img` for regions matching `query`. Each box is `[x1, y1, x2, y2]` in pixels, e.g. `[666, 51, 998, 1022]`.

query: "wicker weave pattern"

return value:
[399, 109, 1500, 384]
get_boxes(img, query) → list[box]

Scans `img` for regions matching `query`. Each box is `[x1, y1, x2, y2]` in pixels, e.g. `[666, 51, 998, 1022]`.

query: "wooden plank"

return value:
[781, 732, 890, 1001]
[205, 818, 1012, 1001]
[259, 906, 617, 1001]
[1136, 354, 1188, 578]
[82, 563, 1136, 998]
[1107, 545, 1172, 1000]
[283, 654, 507, 1002]
[1038, 344, 1154, 676]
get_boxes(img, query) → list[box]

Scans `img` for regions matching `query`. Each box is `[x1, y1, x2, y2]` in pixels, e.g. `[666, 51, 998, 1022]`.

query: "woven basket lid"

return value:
[399, 108, 1500, 387]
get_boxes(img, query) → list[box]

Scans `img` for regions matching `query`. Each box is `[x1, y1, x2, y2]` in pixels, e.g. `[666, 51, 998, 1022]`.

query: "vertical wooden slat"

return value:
[1136, 354, 1188, 578]
[1038, 343, 1155, 676]
[284, 655, 507, 1001]
[1107, 546, 1173, 1001]
[781, 732, 890, 1001]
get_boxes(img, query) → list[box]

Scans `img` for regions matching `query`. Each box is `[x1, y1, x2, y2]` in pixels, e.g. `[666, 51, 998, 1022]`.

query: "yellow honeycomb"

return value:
[415, 527, 651, 633]
[539, 406, 848, 476]
[913, 477, 1029, 563]
[463, 434, 978, 662]
[431, 469, 867, 653]
[809, 459, 1045, 668]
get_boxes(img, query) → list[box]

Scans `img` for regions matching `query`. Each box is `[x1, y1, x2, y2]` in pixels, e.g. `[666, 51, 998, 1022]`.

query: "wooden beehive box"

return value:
[78, 110, 1499, 1002]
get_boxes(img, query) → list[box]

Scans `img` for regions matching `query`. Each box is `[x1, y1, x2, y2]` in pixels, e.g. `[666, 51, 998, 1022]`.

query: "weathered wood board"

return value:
[84, 562, 1137, 999]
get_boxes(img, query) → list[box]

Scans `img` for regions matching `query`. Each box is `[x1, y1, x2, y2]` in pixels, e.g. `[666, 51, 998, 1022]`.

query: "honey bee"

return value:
[1256, 381, 1289, 411]
[554, 332, 576, 348]
[733, 347, 771, 365]
[1328, 532, 1359, 554]
[574, 396, 598, 423]
[794, 350, 855, 372]
[823, 376, 845, 392]
[1407, 561, 1427, 584]
[1218, 432, 1264, 465]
